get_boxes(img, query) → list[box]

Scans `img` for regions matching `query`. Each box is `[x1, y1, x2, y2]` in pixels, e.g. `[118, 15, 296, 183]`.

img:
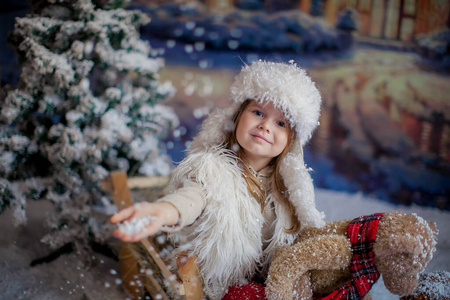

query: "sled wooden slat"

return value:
[110, 170, 134, 210]
[120, 243, 145, 299]
[102, 174, 170, 192]
[144, 274, 171, 300]
[133, 250, 171, 300]
[140, 238, 181, 293]
[104, 170, 204, 300]
[177, 253, 204, 300]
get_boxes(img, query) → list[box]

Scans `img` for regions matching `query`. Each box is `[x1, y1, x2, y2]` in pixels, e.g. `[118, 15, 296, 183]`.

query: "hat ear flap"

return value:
[189, 102, 240, 151]
[280, 140, 325, 228]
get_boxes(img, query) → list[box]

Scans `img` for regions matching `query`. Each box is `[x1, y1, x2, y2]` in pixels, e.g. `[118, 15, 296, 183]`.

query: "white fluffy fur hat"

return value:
[189, 60, 325, 228]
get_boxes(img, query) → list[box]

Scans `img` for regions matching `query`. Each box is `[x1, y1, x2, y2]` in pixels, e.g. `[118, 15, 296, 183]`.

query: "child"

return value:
[110, 60, 325, 299]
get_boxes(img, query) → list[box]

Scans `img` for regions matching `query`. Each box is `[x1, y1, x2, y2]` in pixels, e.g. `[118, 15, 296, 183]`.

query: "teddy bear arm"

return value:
[272, 245, 291, 261]
[296, 220, 350, 243]
[266, 235, 352, 300]
[310, 268, 351, 295]
[299, 234, 352, 270]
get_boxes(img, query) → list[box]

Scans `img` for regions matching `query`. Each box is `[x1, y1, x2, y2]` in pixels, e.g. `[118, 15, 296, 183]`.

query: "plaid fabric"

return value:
[315, 213, 385, 300]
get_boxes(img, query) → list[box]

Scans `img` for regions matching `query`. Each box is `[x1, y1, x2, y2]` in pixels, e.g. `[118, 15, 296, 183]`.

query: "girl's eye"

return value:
[277, 121, 286, 128]
[253, 110, 263, 117]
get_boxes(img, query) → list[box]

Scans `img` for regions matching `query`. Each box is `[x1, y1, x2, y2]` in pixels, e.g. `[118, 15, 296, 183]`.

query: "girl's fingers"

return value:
[110, 202, 174, 242]
[112, 217, 164, 242]
[109, 205, 136, 223]
[111, 228, 130, 240]
[110, 202, 149, 223]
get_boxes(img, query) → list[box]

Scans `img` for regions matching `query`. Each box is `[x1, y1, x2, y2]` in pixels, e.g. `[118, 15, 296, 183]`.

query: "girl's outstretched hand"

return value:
[110, 202, 179, 242]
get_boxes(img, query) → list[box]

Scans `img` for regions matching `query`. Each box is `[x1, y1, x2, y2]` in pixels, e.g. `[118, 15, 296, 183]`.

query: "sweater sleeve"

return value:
[157, 180, 206, 232]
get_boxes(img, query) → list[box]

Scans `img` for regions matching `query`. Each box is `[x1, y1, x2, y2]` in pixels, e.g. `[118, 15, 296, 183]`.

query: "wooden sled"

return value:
[102, 170, 204, 300]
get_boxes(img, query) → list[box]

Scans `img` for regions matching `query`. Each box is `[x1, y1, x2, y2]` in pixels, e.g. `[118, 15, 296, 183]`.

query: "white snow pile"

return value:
[117, 216, 156, 236]
[408, 270, 450, 299]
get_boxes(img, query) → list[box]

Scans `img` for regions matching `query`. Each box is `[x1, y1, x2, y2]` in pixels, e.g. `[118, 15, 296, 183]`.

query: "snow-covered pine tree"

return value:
[0, 0, 178, 251]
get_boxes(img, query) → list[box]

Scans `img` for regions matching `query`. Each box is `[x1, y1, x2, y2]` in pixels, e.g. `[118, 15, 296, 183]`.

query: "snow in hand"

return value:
[118, 216, 156, 235]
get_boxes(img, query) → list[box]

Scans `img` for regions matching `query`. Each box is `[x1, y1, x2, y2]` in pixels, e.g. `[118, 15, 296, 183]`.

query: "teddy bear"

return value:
[265, 211, 438, 300]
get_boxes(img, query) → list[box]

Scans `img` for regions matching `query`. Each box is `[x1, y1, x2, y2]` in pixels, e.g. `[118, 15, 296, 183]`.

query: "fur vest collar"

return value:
[167, 146, 297, 299]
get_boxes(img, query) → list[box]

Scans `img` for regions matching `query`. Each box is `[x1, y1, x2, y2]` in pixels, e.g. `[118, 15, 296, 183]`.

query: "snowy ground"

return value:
[1, 189, 449, 299]
[0, 201, 130, 300]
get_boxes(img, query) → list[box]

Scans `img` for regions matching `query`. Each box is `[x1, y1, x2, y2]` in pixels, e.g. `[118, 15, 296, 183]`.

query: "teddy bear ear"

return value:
[427, 220, 438, 237]
[374, 234, 424, 258]
[398, 235, 424, 257]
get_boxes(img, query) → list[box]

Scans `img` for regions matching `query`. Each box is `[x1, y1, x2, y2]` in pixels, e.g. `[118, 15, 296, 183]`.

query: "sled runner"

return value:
[102, 170, 204, 300]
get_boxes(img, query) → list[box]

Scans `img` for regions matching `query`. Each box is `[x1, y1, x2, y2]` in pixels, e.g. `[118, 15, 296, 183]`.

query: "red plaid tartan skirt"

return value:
[316, 213, 385, 300]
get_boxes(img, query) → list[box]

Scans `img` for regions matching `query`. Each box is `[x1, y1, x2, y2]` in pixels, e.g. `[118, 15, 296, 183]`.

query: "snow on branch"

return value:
[1, 0, 179, 251]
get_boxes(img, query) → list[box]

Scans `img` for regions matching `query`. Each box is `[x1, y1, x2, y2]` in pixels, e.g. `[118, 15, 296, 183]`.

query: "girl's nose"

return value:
[258, 122, 270, 133]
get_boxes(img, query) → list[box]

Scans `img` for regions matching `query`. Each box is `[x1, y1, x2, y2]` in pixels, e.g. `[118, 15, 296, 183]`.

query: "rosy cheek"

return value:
[281, 136, 288, 147]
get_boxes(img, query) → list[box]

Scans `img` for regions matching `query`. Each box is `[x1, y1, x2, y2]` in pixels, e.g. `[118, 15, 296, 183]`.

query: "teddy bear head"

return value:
[373, 212, 437, 296]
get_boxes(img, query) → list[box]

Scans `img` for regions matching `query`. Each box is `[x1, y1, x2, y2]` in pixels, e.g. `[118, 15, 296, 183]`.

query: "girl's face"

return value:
[235, 100, 289, 171]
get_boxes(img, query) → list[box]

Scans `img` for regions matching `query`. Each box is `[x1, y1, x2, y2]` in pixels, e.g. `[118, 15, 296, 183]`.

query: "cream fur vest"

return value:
[167, 146, 297, 299]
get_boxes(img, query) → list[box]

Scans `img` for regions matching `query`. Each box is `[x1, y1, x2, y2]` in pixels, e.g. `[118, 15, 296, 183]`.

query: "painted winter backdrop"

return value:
[1, 0, 449, 299]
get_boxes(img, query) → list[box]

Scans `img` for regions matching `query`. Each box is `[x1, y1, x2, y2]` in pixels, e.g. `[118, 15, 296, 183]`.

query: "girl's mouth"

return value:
[251, 134, 271, 144]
